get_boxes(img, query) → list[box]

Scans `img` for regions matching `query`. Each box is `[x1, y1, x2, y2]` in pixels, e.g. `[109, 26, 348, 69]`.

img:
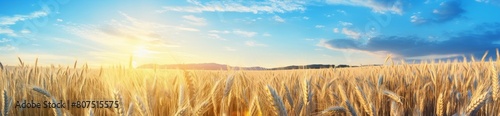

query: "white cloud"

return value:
[245, 41, 266, 47]
[339, 21, 353, 26]
[410, 12, 427, 24]
[342, 28, 361, 39]
[337, 9, 347, 15]
[20, 29, 31, 34]
[209, 30, 230, 34]
[0, 44, 16, 51]
[303, 16, 309, 20]
[305, 38, 314, 41]
[315, 25, 325, 28]
[208, 33, 226, 40]
[262, 33, 271, 37]
[0, 8, 50, 37]
[57, 19, 63, 22]
[326, 0, 403, 14]
[273, 15, 285, 22]
[225, 47, 237, 51]
[0, 27, 16, 36]
[333, 28, 339, 33]
[233, 29, 257, 37]
[159, 0, 306, 14]
[182, 15, 207, 26]
[0, 9, 50, 25]
[0, 38, 10, 43]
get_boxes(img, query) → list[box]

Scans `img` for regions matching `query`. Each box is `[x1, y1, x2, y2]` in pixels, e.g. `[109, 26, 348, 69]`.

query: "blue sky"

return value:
[0, 0, 500, 68]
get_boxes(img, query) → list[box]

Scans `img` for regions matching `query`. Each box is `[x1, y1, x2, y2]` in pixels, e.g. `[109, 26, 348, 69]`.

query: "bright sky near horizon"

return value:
[0, 0, 500, 68]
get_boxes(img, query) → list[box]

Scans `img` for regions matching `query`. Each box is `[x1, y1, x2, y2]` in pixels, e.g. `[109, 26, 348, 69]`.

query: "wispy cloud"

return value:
[326, 0, 404, 14]
[233, 29, 257, 37]
[207, 34, 226, 40]
[58, 12, 183, 56]
[0, 27, 16, 36]
[0, 38, 11, 43]
[0, 44, 16, 51]
[339, 21, 353, 26]
[0, 8, 50, 25]
[182, 15, 207, 26]
[245, 40, 266, 47]
[262, 33, 271, 37]
[315, 25, 325, 28]
[0, 7, 50, 38]
[225, 47, 237, 51]
[209, 30, 230, 34]
[159, 0, 306, 14]
[342, 28, 361, 39]
[410, 12, 427, 24]
[319, 23, 500, 58]
[410, 1, 465, 25]
[273, 15, 285, 22]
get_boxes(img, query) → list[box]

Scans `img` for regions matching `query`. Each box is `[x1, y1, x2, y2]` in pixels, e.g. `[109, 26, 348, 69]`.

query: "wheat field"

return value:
[1, 54, 500, 116]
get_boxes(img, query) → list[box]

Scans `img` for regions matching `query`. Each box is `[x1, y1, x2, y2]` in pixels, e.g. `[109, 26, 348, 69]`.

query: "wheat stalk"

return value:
[135, 96, 147, 116]
[337, 85, 348, 101]
[345, 100, 358, 116]
[1, 89, 5, 116]
[282, 82, 294, 107]
[174, 107, 187, 116]
[302, 78, 312, 115]
[126, 103, 134, 116]
[383, 90, 402, 104]
[354, 86, 373, 116]
[0, 61, 4, 71]
[223, 75, 234, 98]
[264, 85, 288, 116]
[390, 101, 399, 116]
[321, 106, 346, 115]
[466, 91, 491, 115]
[492, 63, 499, 101]
[183, 70, 196, 107]
[436, 93, 444, 116]
[32, 87, 62, 116]
[195, 100, 211, 116]
[114, 91, 125, 116]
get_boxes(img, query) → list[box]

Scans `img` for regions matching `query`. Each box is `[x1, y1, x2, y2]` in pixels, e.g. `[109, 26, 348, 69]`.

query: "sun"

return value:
[131, 46, 151, 69]
[134, 46, 150, 57]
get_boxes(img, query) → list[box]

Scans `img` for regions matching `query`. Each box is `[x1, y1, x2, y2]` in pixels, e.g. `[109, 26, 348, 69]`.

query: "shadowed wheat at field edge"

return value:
[1, 51, 500, 116]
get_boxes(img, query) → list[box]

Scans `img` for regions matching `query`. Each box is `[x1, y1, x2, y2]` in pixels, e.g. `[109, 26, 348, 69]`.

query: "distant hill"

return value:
[137, 63, 266, 70]
[138, 63, 382, 70]
[269, 64, 352, 70]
